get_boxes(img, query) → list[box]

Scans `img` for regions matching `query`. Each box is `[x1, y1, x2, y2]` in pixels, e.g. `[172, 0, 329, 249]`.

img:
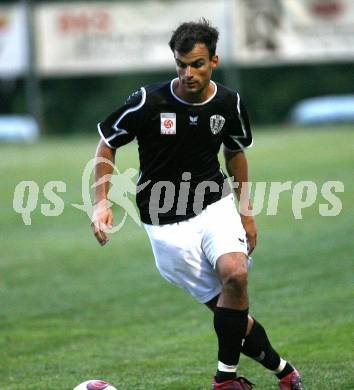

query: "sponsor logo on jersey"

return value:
[189, 115, 199, 126]
[161, 113, 176, 135]
[210, 114, 225, 134]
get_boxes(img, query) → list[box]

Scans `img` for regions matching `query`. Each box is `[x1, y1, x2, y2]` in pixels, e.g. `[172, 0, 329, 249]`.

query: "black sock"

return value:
[215, 370, 236, 383]
[214, 307, 248, 381]
[241, 318, 281, 371]
[276, 362, 294, 379]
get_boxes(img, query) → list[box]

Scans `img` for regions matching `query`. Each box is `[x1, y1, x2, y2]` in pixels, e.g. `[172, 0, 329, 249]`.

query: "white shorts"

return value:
[144, 194, 248, 303]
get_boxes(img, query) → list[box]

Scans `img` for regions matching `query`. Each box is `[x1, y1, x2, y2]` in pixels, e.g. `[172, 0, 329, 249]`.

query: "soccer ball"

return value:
[73, 379, 117, 390]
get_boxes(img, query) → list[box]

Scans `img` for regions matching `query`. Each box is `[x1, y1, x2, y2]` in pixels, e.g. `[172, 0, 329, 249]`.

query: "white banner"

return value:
[35, 1, 229, 76]
[0, 5, 28, 77]
[233, 0, 354, 64]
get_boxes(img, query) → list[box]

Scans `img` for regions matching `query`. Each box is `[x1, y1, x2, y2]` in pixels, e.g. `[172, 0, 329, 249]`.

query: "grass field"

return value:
[0, 126, 353, 389]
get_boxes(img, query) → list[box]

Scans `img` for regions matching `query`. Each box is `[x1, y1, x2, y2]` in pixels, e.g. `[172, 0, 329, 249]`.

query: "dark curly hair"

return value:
[169, 18, 219, 59]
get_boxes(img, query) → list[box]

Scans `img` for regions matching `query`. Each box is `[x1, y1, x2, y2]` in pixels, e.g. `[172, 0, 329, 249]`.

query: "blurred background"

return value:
[1, 0, 354, 136]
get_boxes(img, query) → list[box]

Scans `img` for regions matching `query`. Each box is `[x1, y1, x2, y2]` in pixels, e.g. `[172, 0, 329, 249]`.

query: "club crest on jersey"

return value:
[161, 113, 176, 135]
[210, 114, 225, 134]
[189, 115, 198, 126]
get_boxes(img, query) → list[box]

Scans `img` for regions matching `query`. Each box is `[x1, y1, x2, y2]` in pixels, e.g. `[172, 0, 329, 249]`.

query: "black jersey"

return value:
[98, 79, 253, 225]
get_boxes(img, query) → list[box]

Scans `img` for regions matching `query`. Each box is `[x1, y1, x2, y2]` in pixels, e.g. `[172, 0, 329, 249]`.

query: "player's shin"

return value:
[213, 307, 248, 383]
[241, 318, 295, 379]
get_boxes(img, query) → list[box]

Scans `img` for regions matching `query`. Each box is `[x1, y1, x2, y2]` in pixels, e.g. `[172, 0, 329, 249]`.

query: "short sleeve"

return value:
[222, 93, 253, 152]
[97, 88, 146, 149]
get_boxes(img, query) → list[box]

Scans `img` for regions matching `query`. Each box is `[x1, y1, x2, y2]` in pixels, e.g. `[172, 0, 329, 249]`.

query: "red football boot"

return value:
[212, 376, 254, 390]
[278, 369, 304, 390]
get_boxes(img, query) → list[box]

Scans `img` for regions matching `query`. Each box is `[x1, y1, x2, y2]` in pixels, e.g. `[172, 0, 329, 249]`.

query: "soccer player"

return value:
[91, 20, 303, 390]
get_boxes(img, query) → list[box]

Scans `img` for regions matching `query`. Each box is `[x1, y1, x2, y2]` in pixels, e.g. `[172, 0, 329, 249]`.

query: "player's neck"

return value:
[173, 79, 214, 104]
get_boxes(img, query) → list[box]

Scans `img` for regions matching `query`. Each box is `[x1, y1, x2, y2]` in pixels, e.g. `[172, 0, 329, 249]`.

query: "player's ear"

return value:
[211, 55, 219, 69]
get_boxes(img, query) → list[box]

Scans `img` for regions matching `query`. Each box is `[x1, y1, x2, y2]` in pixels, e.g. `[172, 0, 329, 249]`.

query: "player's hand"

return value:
[241, 214, 257, 255]
[91, 200, 113, 246]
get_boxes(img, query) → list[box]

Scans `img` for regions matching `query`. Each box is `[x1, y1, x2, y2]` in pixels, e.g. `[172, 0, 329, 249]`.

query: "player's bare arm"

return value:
[91, 139, 116, 246]
[223, 147, 257, 254]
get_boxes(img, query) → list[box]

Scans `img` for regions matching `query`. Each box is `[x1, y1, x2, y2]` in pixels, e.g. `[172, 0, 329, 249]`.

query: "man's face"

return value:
[174, 43, 219, 99]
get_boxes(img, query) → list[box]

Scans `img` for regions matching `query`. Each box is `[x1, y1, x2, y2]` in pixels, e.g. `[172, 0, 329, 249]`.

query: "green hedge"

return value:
[2, 63, 354, 133]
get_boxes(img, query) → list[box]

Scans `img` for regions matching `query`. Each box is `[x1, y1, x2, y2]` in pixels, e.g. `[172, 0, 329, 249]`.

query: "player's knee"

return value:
[223, 268, 248, 294]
